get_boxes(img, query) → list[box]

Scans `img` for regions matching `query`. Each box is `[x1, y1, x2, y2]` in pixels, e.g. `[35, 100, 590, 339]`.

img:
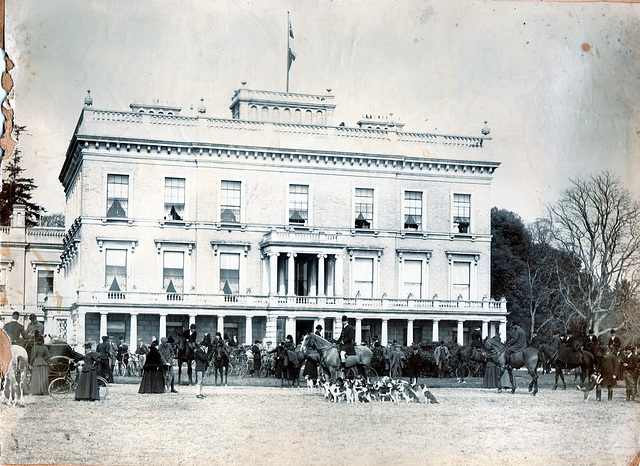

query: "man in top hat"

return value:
[158, 336, 177, 392]
[337, 315, 355, 370]
[97, 335, 113, 382]
[3, 311, 28, 346]
[608, 329, 622, 355]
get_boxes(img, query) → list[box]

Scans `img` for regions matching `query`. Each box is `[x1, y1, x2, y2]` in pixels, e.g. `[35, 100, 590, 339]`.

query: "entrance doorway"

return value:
[296, 319, 314, 344]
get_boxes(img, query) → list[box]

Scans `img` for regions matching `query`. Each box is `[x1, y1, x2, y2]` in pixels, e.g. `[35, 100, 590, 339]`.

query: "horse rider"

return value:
[3, 311, 28, 346]
[315, 324, 323, 338]
[504, 324, 527, 366]
[185, 324, 198, 351]
[566, 331, 584, 365]
[608, 329, 622, 356]
[585, 329, 598, 354]
[337, 315, 355, 371]
[158, 336, 178, 392]
[470, 326, 482, 354]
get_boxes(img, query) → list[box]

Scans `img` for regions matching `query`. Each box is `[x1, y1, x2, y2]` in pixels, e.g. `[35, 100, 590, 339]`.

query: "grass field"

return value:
[1, 372, 638, 466]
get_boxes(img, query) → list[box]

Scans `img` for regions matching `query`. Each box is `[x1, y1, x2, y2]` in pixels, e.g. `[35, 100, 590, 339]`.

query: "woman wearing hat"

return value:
[29, 332, 50, 395]
[139, 340, 165, 394]
[75, 342, 101, 401]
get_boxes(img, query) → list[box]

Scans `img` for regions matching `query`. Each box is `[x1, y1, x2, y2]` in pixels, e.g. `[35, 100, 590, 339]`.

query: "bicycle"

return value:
[48, 360, 109, 400]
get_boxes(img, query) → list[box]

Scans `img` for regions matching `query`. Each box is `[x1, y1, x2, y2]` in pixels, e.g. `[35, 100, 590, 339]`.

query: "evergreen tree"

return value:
[1, 126, 43, 226]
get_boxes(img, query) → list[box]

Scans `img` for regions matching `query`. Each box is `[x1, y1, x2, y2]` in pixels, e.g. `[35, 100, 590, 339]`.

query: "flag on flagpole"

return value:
[288, 19, 296, 72]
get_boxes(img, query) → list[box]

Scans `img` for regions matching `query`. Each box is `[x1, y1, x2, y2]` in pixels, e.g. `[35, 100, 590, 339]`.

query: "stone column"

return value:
[129, 313, 138, 350]
[327, 257, 335, 297]
[100, 312, 108, 338]
[381, 319, 388, 345]
[432, 320, 439, 342]
[482, 320, 489, 340]
[45, 312, 55, 337]
[77, 310, 86, 347]
[317, 254, 326, 297]
[457, 320, 465, 346]
[217, 315, 225, 336]
[499, 321, 507, 342]
[309, 260, 317, 296]
[287, 253, 296, 296]
[189, 315, 196, 329]
[333, 318, 341, 340]
[269, 252, 279, 295]
[335, 254, 344, 296]
[355, 318, 362, 345]
[407, 319, 414, 347]
[285, 316, 295, 339]
[159, 313, 167, 339]
[245, 316, 253, 345]
[489, 322, 496, 338]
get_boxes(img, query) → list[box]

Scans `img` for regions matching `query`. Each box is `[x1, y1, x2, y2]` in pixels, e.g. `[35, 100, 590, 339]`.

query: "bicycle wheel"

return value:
[97, 377, 109, 399]
[128, 361, 139, 377]
[258, 365, 268, 378]
[48, 377, 72, 399]
[238, 360, 249, 378]
[115, 362, 124, 377]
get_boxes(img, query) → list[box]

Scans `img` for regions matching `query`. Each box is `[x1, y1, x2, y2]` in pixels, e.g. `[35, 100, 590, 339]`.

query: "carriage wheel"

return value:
[48, 377, 72, 399]
[48, 356, 74, 381]
[97, 376, 109, 399]
[366, 367, 379, 383]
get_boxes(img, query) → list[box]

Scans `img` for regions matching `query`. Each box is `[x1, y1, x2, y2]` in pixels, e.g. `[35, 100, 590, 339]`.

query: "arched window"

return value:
[316, 111, 324, 125]
[294, 109, 302, 124]
[284, 108, 291, 123]
[262, 106, 269, 120]
[250, 105, 258, 120]
[273, 107, 280, 122]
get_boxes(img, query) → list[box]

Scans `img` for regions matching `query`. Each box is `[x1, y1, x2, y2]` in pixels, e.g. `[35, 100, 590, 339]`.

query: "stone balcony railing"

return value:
[260, 229, 343, 247]
[73, 291, 507, 316]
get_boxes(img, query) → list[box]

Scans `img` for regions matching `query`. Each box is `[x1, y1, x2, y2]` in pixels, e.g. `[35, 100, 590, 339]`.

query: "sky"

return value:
[4, 0, 640, 224]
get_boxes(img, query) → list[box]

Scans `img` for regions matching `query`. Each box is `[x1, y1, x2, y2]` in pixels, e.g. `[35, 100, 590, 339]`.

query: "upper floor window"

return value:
[453, 193, 471, 233]
[0, 267, 7, 293]
[221, 180, 241, 223]
[262, 106, 269, 120]
[250, 105, 258, 120]
[305, 110, 313, 124]
[354, 257, 374, 298]
[452, 261, 470, 300]
[355, 188, 373, 229]
[289, 184, 308, 225]
[105, 249, 127, 291]
[106, 174, 129, 218]
[164, 177, 185, 221]
[404, 191, 422, 231]
[273, 107, 280, 122]
[37, 270, 54, 303]
[220, 252, 240, 295]
[163, 251, 184, 294]
[403, 259, 423, 299]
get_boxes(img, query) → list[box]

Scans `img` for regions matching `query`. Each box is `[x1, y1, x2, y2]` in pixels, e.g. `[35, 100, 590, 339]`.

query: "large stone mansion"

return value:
[1, 85, 507, 349]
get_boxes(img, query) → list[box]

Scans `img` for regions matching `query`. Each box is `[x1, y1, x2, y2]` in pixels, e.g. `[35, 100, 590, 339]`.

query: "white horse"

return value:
[0, 331, 29, 407]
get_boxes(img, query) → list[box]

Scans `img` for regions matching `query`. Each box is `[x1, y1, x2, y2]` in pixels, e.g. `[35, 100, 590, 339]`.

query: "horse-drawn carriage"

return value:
[45, 342, 109, 399]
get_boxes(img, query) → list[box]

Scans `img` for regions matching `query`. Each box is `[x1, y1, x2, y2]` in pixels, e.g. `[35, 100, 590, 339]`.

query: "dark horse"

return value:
[212, 343, 229, 386]
[301, 333, 373, 382]
[456, 345, 485, 383]
[484, 337, 540, 395]
[538, 343, 595, 390]
[275, 344, 303, 387]
[176, 333, 195, 385]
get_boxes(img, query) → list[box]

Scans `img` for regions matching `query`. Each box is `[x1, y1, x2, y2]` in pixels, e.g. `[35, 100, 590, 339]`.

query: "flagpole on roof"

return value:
[287, 12, 290, 92]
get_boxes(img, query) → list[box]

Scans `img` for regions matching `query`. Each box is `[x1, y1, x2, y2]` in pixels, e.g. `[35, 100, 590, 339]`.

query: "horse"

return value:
[275, 344, 303, 387]
[0, 330, 28, 407]
[455, 344, 485, 383]
[212, 343, 229, 386]
[538, 343, 595, 390]
[175, 333, 195, 385]
[483, 337, 540, 395]
[301, 333, 373, 382]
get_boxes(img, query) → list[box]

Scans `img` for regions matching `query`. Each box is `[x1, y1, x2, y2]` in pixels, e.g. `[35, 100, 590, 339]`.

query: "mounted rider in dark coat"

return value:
[505, 324, 527, 366]
[338, 315, 355, 369]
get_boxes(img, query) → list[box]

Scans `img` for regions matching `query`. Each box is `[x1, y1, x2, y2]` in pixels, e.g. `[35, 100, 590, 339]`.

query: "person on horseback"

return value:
[504, 324, 527, 366]
[470, 326, 482, 352]
[337, 315, 355, 371]
[315, 324, 323, 338]
[4, 311, 27, 346]
[585, 329, 598, 353]
[608, 329, 621, 356]
[186, 324, 198, 351]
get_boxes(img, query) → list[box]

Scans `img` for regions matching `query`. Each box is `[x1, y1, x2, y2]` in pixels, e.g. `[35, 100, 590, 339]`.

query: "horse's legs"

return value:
[509, 369, 516, 394]
[558, 368, 567, 390]
[553, 367, 560, 390]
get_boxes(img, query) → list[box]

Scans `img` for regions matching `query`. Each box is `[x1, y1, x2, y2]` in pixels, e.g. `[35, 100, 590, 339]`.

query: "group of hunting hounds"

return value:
[306, 374, 439, 404]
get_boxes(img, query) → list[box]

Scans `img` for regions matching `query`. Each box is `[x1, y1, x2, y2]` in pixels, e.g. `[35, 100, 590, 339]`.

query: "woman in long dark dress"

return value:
[75, 342, 101, 401]
[29, 333, 50, 395]
[482, 360, 500, 388]
[139, 340, 165, 394]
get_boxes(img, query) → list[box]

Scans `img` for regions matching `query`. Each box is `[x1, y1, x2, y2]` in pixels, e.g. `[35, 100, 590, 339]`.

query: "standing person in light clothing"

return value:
[434, 341, 450, 379]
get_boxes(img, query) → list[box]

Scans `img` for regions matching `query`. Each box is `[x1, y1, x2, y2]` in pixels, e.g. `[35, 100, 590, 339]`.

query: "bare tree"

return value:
[547, 172, 640, 336]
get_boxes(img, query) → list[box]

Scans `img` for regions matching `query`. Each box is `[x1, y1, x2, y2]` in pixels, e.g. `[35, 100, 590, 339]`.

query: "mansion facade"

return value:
[3, 86, 507, 350]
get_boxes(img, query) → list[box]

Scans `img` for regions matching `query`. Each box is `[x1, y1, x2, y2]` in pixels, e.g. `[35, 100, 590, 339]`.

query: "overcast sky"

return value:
[5, 0, 640, 223]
